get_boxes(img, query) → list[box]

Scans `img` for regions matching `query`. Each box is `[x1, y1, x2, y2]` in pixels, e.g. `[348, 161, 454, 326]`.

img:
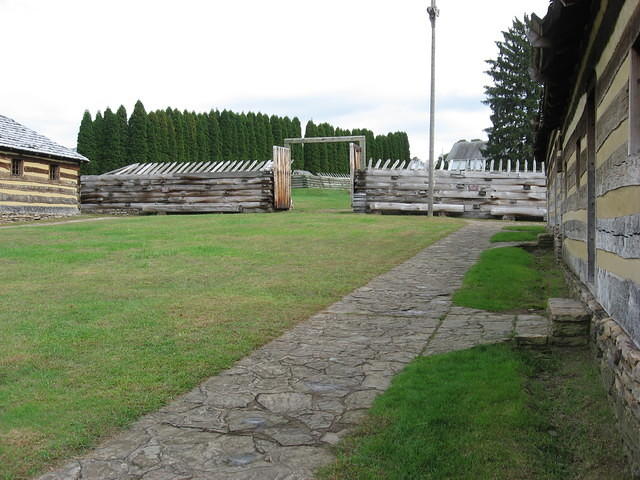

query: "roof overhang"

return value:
[0, 146, 89, 164]
[529, 0, 594, 161]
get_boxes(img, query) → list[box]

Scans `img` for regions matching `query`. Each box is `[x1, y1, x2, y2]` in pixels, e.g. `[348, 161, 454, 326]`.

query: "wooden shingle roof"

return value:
[0, 114, 88, 163]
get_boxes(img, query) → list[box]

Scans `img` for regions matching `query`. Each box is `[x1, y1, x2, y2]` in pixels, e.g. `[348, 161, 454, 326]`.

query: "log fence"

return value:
[81, 154, 290, 215]
[352, 162, 548, 219]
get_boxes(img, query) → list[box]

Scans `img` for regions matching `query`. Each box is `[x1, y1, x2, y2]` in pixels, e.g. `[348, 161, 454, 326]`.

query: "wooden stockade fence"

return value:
[352, 163, 548, 219]
[292, 172, 351, 190]
[81, 152, 293, 215]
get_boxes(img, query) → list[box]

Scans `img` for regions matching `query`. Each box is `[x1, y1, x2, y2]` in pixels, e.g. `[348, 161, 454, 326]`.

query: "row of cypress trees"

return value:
[77, 100, 410, 175]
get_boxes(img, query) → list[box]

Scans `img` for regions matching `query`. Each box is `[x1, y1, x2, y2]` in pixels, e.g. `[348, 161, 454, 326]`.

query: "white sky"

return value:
[1, 0, 550, 160]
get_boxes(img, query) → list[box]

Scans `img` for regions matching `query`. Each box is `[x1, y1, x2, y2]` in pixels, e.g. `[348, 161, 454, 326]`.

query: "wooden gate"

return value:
[273, 146, 292, 210]
[349, 143, 363, 195]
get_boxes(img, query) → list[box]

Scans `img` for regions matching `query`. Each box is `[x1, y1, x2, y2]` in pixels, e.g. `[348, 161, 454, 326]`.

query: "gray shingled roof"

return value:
[448, 140, 487, 160]
[0, 114, 88, 162]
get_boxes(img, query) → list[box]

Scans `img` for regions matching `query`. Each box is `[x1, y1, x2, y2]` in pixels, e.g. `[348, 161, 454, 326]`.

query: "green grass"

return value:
[491, 225, 546, 243]
[319, 344, 628, 480]
[452, 247, 568, 312]
[0, 189, 463, 479]
[503, 225, 547, 232]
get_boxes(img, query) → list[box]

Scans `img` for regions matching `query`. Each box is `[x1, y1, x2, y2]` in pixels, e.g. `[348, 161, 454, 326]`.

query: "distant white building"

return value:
[446, 139, 487, 171]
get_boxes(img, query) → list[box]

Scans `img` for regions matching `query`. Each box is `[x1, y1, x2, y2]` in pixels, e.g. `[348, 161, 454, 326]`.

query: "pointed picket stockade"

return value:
[353, 161, 548, 219]
[81, 156, 291, 215]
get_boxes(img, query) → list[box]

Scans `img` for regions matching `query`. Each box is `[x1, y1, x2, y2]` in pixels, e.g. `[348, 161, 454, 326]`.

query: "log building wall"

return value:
[545, 0, 640, 345]
[0, 152, 80, 219]
[540, 0, 640, 472]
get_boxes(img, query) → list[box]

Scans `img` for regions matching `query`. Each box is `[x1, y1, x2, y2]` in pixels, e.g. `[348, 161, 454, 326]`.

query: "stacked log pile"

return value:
[354, 169, 547, 219]
[81, 171, 275, 214]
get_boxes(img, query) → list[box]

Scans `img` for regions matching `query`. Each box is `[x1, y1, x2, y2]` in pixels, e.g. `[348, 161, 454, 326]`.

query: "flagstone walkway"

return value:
[39, 221, 547, 480]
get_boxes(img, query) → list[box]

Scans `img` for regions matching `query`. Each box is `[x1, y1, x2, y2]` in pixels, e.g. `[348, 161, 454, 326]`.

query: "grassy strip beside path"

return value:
[319, 344, 628, 480]
[452, 247, 568, 311]
[490, 225, 546, 243]
[0, 189, 463, 479]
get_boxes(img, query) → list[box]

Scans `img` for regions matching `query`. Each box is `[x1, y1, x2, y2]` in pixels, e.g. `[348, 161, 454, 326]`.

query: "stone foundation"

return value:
[0, 212, 70, 223]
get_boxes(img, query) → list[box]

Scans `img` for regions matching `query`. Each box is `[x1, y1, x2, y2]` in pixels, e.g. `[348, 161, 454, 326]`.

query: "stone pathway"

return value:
[38, 221, 547, 480]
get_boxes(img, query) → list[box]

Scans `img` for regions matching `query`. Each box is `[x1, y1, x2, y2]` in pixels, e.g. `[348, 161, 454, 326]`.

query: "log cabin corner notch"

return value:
[0, 114, 88, 220]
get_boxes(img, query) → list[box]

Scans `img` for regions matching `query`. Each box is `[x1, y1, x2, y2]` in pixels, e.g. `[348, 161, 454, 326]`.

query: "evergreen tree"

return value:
[208, 110, 222, 161]
[483, 15, 542, 169]
[116, 105, 128, 162]
[304, 121, 318, 172]
[184, 111, 198, 162]
[219, 110, 232, 160]
[157, 111, 171, 162]
[291, 117, 303, 170]
[245, 112, 258, 160]
[261, 114, 274, 159]
[77, 110, 96, 170]
[270, 115, 283, 148]
[102, 108, 124, 172]
[172, 109, 186, 162]
[146, 111, 160, 162]
[91, 111, 104, 174]
[127, 100, 148, 164]
[165, 109, 177, 162]
[237, 113, 249, 160]
[194, 113, 209, 162]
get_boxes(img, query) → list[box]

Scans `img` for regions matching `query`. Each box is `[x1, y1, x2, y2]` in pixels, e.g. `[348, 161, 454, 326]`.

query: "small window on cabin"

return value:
[49, 164, 60, 181]
[630, 38, 640, 155]
[11, 159, 23, 176]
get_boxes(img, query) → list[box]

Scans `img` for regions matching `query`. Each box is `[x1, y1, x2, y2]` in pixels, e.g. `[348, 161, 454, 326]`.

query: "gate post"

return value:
[272, 146, 292, 210]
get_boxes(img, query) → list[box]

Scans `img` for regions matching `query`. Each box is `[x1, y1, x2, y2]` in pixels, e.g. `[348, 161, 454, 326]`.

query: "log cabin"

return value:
[531, 0, 640, 471]
[0, 114, 88, 220]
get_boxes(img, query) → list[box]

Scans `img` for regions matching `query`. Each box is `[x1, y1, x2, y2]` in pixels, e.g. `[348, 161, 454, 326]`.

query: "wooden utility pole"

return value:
[427, 0, 439, 217]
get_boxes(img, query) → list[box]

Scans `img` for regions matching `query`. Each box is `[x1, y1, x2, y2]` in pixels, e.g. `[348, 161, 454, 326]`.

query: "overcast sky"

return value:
[1, 0, 550, 160]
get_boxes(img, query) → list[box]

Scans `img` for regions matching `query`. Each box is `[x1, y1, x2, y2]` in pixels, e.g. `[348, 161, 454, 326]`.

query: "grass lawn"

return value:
[0, 189, 463, 480]
[319, 344, 629, 480]
[452, 247, 568, 312]
[490, 225, 547, 243]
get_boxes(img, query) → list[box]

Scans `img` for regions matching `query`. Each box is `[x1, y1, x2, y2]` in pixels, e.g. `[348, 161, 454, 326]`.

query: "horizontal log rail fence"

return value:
[352, 165, 548, 219]
[292, 172, 351, 190]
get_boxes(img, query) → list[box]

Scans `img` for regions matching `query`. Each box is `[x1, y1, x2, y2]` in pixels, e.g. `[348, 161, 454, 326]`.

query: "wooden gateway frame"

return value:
[283, 135, 366, 164]
[284, 135, 366, 201]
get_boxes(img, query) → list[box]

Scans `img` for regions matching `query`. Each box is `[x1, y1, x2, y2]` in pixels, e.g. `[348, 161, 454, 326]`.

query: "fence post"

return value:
[273, 146, 292, 210]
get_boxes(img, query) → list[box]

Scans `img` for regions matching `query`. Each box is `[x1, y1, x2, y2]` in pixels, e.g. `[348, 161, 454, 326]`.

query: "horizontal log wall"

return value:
[292, 172, 351, 190]
[80, 171, 275, 214]
[542, 1, 640, 472]
[0, 153, 80, 218]
[354, 169, 547, 219]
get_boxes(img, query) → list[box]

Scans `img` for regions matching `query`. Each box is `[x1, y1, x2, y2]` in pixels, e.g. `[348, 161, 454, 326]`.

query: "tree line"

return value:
[77, 100, 411, 175]
[302, 122, 410, 174]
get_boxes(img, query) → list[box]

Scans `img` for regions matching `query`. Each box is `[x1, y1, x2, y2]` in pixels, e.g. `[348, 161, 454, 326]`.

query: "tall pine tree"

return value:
[483, 15, 542, 169]
[101, 108, 124, 172]
[116, 105, 128, 161]
[127, 100, 148, 164]
[77, 110, 96, 171]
